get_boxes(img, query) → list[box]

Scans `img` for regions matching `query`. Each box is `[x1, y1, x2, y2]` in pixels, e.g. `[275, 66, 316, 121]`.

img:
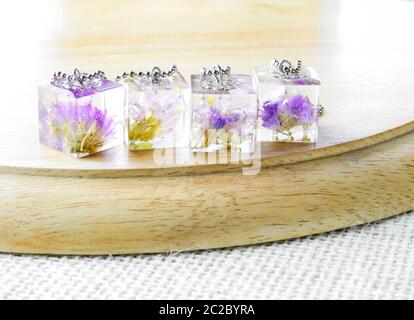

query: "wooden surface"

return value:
[0, 0, 413, 254]
[1, 0, 414, 177]
[1, 132, 413, 254]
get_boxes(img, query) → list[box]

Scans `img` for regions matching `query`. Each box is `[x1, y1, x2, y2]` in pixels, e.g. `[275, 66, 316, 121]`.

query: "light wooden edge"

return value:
[0, 129, 413, 255]
[1, 120, 414, 178]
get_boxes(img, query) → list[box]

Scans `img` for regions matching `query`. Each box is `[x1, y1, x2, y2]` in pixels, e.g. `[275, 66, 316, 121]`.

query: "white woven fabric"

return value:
[1, 212, 414, 300]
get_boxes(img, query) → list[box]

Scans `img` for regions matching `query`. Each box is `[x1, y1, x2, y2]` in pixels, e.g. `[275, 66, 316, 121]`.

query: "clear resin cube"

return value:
[118, 66, 190, 150]
[191, 66, 257, 153]
[38, 69, 125, 158]
[254, 59, 321, 143]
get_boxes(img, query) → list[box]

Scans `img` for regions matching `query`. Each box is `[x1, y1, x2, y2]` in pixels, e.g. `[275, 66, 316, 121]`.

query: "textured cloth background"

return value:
[1, 212, 413, 300]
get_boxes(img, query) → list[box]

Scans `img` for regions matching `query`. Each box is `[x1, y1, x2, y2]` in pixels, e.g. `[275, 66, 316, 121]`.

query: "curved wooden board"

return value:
[0, 131, 413, 255]
[0, 0, 414, 255]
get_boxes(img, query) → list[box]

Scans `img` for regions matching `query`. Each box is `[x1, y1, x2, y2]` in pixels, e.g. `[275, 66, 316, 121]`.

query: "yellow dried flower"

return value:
[206, 96, 216, 106]
[129, 113, 161, 142]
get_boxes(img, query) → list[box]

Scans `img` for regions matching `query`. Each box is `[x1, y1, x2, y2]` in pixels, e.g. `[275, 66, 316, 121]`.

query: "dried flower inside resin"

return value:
[208, 106, 242, 131]
[38, 69, 125, 158]
[191, 65, 257, 153]
[40, 102, 115, 154]
[261, 95, 317, 141]
[254, 59, 321, 143]
[118, 66, 190, 150]
[128, 112, 161, 144]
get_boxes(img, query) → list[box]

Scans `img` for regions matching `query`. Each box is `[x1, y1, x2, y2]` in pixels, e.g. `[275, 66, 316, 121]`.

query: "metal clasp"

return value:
[271, 59, 303, 79]
[200, 65, 238, 91]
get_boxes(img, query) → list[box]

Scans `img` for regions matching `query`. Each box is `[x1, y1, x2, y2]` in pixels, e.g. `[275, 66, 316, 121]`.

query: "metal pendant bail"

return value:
[52, 68, 106, 90]
[270, 59, 303, 79]
[200, 64, 238, 91]
[116, 65, 178, 86]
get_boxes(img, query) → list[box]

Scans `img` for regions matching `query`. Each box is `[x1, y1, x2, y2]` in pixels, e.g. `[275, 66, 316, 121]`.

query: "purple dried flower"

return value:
[46, 101, 115, 154]
[283, 95, 316, 123]
[208, 107, 227, 130]
[226, 113, 241, 126]
[261, 100, 283, 130]
[208, 106, 241, 131]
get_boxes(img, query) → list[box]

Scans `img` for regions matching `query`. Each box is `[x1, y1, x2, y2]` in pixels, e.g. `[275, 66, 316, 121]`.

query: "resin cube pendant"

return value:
[38, 69, 125, 158]
[191, 65, 257, 153]
[118, 66, 191, 150]
[254, 59, 321, 143]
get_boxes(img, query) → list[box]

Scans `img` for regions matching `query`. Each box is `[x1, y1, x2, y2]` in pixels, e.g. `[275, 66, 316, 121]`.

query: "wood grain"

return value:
[0, 0, 413, 254]
[1, 131, 413, 254]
